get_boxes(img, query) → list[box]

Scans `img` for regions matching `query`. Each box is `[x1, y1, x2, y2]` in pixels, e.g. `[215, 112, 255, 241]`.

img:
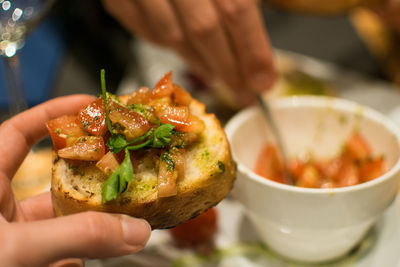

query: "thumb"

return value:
[4, 212, 151, 267]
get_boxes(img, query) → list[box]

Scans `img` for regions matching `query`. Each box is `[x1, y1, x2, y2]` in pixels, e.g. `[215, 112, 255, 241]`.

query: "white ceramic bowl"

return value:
[225, 96, 400, 263]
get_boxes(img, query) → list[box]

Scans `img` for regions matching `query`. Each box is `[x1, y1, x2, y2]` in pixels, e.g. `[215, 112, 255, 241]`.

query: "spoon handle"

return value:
[256, 95, 293, 185]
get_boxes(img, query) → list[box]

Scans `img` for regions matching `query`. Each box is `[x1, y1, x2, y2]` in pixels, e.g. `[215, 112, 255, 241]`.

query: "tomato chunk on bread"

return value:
[49, 72, 236, 229]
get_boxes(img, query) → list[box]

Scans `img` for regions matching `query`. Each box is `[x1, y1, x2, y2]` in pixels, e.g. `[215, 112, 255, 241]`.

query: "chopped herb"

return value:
[82, 120, 91, 127]
[202, 150, 210, 158]
[161, 151, 175, 172]
[107, 130, 153, 154]
[151, 123, 176, 148]
[107, 123, 175, 153]
[218, 161, 225, 174]
[153, 117, 161, 126]
[93, 116, 100, 121]
[101, 148, 133, 203]
[54, 128, 61, 134]
[100, 69, 113, 133]
[129, 104, 154, 121]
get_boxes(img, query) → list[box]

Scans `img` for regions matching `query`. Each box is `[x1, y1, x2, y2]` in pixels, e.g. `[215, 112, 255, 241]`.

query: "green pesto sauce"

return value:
[161, 151, 175, 172]
[284, 70, 333, 96]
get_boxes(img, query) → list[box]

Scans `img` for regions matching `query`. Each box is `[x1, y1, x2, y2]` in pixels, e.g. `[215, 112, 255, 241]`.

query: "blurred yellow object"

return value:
[12, 148, 53, 200]
[265, 0, 384, 15]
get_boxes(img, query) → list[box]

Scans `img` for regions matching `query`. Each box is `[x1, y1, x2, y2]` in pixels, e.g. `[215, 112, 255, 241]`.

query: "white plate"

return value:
[87, 49, 400, 267]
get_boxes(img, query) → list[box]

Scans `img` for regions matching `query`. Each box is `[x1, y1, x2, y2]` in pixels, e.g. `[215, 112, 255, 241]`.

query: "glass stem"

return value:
[3, 53, 28, 115]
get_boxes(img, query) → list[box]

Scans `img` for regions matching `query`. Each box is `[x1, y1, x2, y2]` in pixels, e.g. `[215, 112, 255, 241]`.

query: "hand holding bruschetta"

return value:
[0, 95, 151, 267]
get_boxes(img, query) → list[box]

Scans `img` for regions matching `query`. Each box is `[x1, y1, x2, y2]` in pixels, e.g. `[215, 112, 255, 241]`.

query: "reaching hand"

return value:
[0, 95, 151, 267]
[375, 0, 400, 34]
[103, 0, 277, 105]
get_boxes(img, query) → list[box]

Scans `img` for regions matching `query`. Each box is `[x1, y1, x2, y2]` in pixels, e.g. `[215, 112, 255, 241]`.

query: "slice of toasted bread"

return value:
[51, 99, 236, 229]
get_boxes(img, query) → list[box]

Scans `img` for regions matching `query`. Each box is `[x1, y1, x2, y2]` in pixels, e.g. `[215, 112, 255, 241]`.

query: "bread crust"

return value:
[51, 99, 236, 229]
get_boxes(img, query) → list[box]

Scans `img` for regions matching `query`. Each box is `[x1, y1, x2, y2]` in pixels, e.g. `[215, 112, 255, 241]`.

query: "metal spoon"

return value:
[256, 94, 293, 185]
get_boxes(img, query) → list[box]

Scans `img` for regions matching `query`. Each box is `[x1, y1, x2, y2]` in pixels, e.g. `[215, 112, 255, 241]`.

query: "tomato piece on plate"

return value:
[254, 144, 285, 184]
[76, 98, 107, 136]
[127, 87, 152, 105]
[108, 100, 151, 141]
[57, 136, 105, 161]
[172, 84, 192, 106]
[169, 207, 217, 247]
[158, 151, 178, 198]
[152, 71, 174, 99]
[46, 115, 87, 150]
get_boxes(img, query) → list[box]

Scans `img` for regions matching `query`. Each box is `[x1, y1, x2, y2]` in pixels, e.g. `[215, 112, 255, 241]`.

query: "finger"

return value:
[19, 192, 55, 221]
[49, 258, 83, 267]
[0, 94, 95, 179]
[135, 0, 211, 79]
[102, 0, 158, 43]
[5, 212, 151, 267]
[375, 0, 400, 34]
[214, 0, 277, 93]
[172, 0, 251, 104]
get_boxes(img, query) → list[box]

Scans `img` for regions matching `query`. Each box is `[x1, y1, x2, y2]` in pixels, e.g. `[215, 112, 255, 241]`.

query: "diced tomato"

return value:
[76, 98, 107, 136]
[46, 115, 87, 150]
[169, 207, 217, 247]
[184, 114, 206, 133]
[170, 148, 185, 181]
[335, 160, 360, 187]
[172, 84, 192, 106]
[254, 144, 285, 183]
[108, 100, 151, 141]
[152, 71, 174, 99]
[57, 136, 105, 161]
[157, 106, 205, 133]
[296, 165, 321, 188]
[343, 132, 371, 161]
[359, 156, 385, 182]
[169, 132, 200, 147]
[96, 151, 120, 175]
[256, 131, 385, 188]
[158, 151, 178, 198]
[289, 159, 305, 178]
[316, 158, 342, 180]
[148, 97, 173, 116]
[127, 87, 152, 105]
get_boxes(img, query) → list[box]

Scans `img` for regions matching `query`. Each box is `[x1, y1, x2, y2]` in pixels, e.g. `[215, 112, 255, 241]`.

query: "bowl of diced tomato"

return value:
[225, 96, 400, 263]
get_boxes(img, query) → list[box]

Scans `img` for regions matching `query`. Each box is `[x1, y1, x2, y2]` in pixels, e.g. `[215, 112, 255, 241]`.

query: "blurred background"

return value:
[0, 0, 397, 119]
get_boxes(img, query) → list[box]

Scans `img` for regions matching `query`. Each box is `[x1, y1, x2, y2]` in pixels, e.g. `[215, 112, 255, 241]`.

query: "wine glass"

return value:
[0, 0, 54, 115]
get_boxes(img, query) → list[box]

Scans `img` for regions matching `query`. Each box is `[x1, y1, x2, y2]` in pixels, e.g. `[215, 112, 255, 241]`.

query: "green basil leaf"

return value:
[101, 172, 119, 203]
[107, 134, 128, 154]
[101, 148, 133, 203]
[118, 148, 133, 193]
[152, 123, 175, 148]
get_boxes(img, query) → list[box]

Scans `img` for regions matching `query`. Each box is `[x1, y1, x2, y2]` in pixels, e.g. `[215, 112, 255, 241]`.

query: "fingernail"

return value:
[50, 258, 83, 267]
[121, 215, 151, 248]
